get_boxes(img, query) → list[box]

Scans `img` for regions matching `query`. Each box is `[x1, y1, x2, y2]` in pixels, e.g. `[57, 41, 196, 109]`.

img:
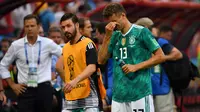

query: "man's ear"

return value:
[76, 23, 84, 33]
[75, 22, 79, 29]
[75, 23, 81, 31]
[121, 12, 126, 17]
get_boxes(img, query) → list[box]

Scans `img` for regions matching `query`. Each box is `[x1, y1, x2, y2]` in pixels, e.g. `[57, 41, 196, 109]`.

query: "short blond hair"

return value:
[135, 17, 154, 28]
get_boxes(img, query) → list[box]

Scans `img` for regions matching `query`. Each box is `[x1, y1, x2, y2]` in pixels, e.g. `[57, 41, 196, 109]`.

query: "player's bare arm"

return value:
[98, 22, 117, 64]
[56, 56, 65, 82]
[122, 48, 165, 74]
[63, 64, 96, 93]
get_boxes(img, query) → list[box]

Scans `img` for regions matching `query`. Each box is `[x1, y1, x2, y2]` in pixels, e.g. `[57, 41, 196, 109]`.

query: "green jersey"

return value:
[108, 24, 160, 102]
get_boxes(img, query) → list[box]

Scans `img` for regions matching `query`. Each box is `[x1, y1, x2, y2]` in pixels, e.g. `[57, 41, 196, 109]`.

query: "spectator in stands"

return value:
[39, 2, 58, 36]
[0, 38, 11, 56]
[48, 26, 63, 45]
[190, 31, 200, 66]
[92, 0, 109, 8]
[35, 2, 48, 14]
[11, 4, 33, 31]
[65, 0, 82, 14]
[54, 4, 65, 25]
[39, 25, 44, 37]
[0, 14, 14, 38]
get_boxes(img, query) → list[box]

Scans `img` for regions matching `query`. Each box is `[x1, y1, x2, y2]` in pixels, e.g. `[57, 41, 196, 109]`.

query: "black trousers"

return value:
[0, 100, 2, 111]
[52, 89, 62, 112]
[18, 81, 53, 112]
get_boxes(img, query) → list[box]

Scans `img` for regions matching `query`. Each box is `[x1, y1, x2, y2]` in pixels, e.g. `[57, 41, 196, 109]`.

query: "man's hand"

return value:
[0, 91, 6, 105]
[11, 83, 27, 96]
[122, 64, 138, 74]
[105, 22, 118, 37]
[63, 80, 78, 93]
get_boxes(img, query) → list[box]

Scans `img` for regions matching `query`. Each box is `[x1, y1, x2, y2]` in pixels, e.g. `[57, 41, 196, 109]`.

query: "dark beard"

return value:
[64, 28, 77, 41]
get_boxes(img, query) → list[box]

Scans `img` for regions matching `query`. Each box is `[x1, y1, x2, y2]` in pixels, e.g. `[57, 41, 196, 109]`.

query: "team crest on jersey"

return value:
[121, 38, 126, 46]
[129, 36, 135, 45]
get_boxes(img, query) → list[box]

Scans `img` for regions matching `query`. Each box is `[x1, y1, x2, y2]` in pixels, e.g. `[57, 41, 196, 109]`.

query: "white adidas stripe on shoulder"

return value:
[87, 42, 94, 49]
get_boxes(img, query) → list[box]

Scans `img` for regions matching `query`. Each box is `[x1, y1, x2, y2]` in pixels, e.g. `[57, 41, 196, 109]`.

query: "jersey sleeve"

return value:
[86, 42, 97, 65]
[141, 28, 160, 53]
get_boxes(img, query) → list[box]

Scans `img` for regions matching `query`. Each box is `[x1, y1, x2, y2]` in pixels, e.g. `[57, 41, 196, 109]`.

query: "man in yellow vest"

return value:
[56, 13, 100, 112]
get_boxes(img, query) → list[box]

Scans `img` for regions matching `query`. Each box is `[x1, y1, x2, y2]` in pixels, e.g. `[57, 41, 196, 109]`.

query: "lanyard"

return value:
[24, 41, 41, 65]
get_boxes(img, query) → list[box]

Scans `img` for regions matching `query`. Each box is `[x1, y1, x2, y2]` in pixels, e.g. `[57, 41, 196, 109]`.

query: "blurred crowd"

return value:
[0, 0, 200, 40]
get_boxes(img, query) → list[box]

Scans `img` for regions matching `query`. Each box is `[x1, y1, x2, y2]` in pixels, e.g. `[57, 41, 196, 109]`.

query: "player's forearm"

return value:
[98, 36, 111, 64]
[57, 70, 65, 82]
[73, 64, 96, 83]
[6, 78, 15, 88]
[56, 65, 65, 82]
[55, 56, 65, 82]
[135, 52, 165, 71]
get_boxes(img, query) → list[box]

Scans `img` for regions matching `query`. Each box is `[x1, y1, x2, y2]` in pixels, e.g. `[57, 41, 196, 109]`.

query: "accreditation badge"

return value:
[27, 63, 38, 87]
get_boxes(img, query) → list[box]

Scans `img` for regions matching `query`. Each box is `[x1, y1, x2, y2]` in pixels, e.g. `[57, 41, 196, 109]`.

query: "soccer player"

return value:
[98, 3, 165, 112]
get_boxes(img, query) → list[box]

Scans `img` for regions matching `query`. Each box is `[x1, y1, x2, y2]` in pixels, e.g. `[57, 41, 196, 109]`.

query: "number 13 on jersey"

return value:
[119, 47, 127, 59]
